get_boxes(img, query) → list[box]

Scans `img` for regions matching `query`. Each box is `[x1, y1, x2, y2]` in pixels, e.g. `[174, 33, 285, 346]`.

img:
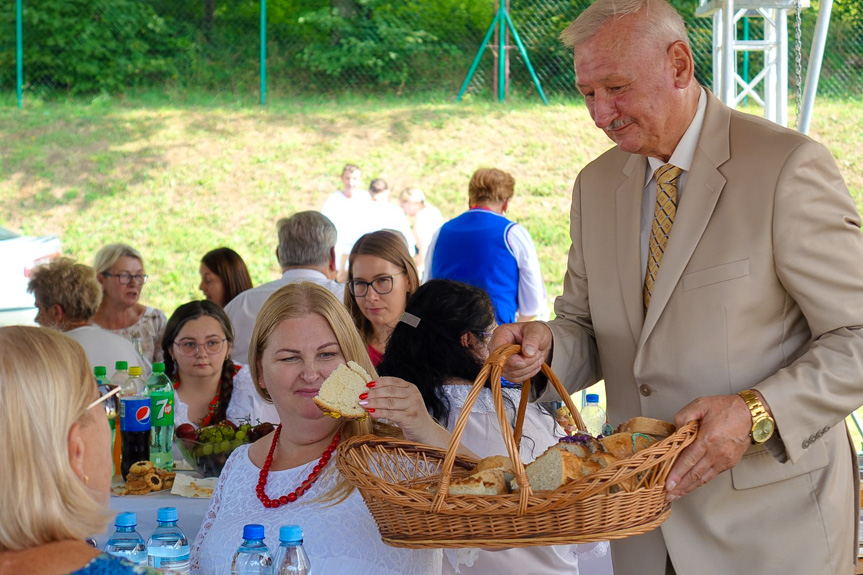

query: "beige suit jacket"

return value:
[543, 92, 863, 575]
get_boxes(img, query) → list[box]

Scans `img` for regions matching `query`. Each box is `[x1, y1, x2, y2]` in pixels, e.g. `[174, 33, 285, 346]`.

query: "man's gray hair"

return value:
[560, 0, 690, 52]
[276, 211, 337, 268]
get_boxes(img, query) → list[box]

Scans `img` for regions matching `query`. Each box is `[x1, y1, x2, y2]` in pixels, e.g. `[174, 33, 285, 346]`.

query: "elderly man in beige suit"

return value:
[491, 0, 863, 574]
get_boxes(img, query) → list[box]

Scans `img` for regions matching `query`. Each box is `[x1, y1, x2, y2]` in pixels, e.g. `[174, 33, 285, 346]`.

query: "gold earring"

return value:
[84, 475, 90, 485]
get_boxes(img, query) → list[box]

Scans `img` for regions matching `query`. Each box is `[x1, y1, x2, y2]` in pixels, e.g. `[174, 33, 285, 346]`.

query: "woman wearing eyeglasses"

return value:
[161, 300, 279, 429]
[0, 326, 163, 574]
[93, 243, 167, 365]
[345, 230, 420, 367]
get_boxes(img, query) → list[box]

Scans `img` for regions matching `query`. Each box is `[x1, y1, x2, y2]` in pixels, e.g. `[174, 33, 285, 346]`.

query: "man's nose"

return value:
[591, 93, 617, 129]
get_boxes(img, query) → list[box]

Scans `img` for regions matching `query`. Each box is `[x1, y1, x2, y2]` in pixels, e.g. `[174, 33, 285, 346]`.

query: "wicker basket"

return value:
[336, 343, 698, 549]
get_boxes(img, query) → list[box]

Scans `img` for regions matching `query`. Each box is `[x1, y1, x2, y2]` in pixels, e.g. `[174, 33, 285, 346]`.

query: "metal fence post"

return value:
[16, 0, 23, 108]
[260, 0, 267, 106]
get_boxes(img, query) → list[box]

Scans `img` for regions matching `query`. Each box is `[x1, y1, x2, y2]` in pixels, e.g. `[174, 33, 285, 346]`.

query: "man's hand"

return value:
[665, 394, 754, 501]
[488, 322, 553, 383]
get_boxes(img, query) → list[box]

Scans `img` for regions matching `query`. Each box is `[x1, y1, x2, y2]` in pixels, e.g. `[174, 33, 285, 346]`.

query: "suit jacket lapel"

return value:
[617, 154, 647, 344]
[638, 92, 732, 350]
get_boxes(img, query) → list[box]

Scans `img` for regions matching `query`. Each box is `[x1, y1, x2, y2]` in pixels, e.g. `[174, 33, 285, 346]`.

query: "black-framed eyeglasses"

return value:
[103, 272, 149, 285]
[173, 338, 227, 356]
[348, 273, 404, 297]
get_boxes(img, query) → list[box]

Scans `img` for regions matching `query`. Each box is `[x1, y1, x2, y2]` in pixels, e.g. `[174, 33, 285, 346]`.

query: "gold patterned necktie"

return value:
[643, 164, 683, 310]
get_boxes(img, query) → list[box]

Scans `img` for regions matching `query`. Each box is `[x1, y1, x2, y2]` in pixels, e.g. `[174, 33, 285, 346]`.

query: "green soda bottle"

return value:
[147, 362, 175, 471]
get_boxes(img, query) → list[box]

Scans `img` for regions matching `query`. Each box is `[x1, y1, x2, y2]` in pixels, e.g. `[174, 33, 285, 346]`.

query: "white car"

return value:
[0, 226, 62, 326]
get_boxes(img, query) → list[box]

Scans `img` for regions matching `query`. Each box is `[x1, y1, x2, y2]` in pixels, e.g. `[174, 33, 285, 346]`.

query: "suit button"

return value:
[802, 439, 810, 448]
[809, 434, 817, 443]
[823, 426, 830, 433]
[639, 384, 653, 397]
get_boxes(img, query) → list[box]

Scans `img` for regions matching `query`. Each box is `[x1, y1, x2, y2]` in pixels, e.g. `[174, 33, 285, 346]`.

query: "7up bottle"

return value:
[147, 362, 175, 471]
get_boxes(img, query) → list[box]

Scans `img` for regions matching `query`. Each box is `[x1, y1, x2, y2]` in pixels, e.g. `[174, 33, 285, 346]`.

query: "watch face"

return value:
[752, 418, 775, 443]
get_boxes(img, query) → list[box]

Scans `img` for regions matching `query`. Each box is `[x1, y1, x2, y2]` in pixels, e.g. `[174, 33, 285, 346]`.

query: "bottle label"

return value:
[150, 391, 174, 426]
[120, 397, 151, 432]
[149, 547, 190, 572]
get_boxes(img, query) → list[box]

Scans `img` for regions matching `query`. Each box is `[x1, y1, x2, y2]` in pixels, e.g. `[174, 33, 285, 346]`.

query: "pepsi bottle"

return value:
[120, 381, 151, 480]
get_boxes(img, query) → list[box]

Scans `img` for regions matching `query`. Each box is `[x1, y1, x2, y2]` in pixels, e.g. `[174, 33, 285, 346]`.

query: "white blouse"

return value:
[439, 384, 609, 574]
[173, 364, 280, 429]
[191, 444, 442, 575]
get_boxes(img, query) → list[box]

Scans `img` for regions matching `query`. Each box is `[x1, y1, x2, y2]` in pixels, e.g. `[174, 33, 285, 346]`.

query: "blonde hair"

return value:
[399, 187, 426, 205]
[560, 0, 690, 52]
[0, 326, 109, 550]
[27, 257, 103, 323]
[248, 282, 388, 502]
[345, 230, 420, 346]
[468, 168, 515, 205]
[93, 243, 144, 275]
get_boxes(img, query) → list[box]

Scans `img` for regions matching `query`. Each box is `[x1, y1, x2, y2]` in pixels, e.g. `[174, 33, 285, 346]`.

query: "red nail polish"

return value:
[366, 408, 375, 413]
[358, 392, 369, 400]
[366, 381, 376, 388]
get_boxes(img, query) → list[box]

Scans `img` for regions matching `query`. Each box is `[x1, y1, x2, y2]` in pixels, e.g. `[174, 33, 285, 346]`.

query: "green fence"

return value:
[2, 0, 861, 104]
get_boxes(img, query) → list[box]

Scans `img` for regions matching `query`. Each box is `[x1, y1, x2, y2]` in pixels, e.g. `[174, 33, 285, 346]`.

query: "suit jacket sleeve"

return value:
[753, 138, 863, 463]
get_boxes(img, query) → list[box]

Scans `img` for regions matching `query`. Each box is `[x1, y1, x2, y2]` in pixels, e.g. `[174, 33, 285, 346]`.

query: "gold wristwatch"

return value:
[738, 389, 775, 444]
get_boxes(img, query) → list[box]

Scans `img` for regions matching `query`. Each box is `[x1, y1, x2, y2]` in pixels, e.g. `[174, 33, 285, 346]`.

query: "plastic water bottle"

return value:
[104, 512, 147, 565]
[111, 361, 130, 392]
[95, 366, 117, 473]
[272, 525, 311, 575]
[581, 394, 607, 437]
[231, 524, 273, 574]
[124, 365, 147, 396]
[147, 507, 190, 574]
[147, 362, 175, 471]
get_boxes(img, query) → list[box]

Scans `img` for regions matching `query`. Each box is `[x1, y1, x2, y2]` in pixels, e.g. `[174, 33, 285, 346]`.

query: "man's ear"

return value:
[667, 40, 695, 88]
[51, 304, 65, 325]
[459, 332, 472, 348]
[68, 421, 87, 482]
[329, 247, 337, 272]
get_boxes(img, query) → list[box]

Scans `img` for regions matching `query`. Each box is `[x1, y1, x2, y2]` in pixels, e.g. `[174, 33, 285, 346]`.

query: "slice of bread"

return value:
[615, 416, 676, 438]
[313, 361, 372, 419]
[473, 455, 516, 484]
[556, 432, 604, 458]
[515, 447, 585, 492]
[446, 469, 509, 496]
[601, 432, 658, 459]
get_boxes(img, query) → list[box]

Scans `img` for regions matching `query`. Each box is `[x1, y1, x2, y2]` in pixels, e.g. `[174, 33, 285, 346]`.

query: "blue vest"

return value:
[431, 209, 519, 324]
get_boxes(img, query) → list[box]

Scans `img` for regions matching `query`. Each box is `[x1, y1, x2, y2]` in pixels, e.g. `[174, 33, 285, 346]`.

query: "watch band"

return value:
[738, 389, 768, 421]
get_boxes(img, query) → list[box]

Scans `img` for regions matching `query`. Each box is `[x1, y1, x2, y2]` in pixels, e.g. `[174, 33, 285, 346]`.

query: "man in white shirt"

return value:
[321, 164, 372, 282]
[225, 211, 344, 363]
[368, 178, 417, 256]
[27, 257, 145, 372]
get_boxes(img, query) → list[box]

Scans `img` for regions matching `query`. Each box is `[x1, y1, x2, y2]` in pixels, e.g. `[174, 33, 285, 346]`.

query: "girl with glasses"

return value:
[93, 243, 167, 365]
[345, 230, 420, 367]
[161, 300, 278, 430]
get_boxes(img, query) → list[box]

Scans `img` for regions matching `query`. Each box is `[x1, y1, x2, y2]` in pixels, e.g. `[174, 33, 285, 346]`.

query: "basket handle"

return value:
[431, 343, 586, 514]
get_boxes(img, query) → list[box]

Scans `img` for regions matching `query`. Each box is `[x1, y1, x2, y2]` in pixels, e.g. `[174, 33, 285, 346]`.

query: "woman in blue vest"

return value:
[426, 168, 546, 325]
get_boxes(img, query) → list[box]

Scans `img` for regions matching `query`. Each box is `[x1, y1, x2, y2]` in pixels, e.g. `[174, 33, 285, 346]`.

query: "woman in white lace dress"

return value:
[191, 282, 454, 575]
[93, 243, 167, 365]
[377, 279, 611, 575]
[161, 300, 278, 429]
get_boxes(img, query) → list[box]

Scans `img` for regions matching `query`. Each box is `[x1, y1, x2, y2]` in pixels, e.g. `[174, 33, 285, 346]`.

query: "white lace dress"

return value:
[190, 444, 442, 575]
[439, 384, 610, 575]
[173, 364, 280, 429]
[101, 306, 167, 365]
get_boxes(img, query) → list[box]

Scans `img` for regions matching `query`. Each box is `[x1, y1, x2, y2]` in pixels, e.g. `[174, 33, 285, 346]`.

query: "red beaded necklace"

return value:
[256, 424, 341, 509]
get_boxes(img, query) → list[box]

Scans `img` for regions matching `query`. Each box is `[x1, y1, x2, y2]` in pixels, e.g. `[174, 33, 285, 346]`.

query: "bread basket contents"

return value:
[313, 361, 372, 419]
[115, 460, 176, 495]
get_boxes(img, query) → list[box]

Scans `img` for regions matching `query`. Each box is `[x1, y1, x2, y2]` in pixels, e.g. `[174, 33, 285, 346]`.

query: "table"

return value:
[94, 473, 212, 548]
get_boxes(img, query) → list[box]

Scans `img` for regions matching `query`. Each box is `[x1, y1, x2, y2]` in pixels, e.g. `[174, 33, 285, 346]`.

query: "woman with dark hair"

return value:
[345, 229, 420, 366]
[378, 279, 605, 574]
[161, 300, 278, 428]
[199, 247, 254, 308]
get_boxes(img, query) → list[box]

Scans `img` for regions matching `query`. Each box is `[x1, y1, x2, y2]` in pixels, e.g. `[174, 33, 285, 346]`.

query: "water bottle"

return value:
[95, 366, 117, 473]
[111, 360, 130, 390]
[104, 512, 147, 565]
[231, 524, 273, 574]
[147, 507, 190, 574]
[581, 393, 607, 437]
[147, 362, 175, 471]
[124, 365, 147, 396]
[272, 525, 311, 575]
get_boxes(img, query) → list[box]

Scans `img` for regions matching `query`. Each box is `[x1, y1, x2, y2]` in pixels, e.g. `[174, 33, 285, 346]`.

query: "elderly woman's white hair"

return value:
[93, 243, 144, 275]
[0, 326, 109, 550]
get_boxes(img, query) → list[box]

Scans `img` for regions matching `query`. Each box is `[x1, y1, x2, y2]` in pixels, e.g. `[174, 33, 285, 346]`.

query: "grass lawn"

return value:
[2, 91, 862, 437]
